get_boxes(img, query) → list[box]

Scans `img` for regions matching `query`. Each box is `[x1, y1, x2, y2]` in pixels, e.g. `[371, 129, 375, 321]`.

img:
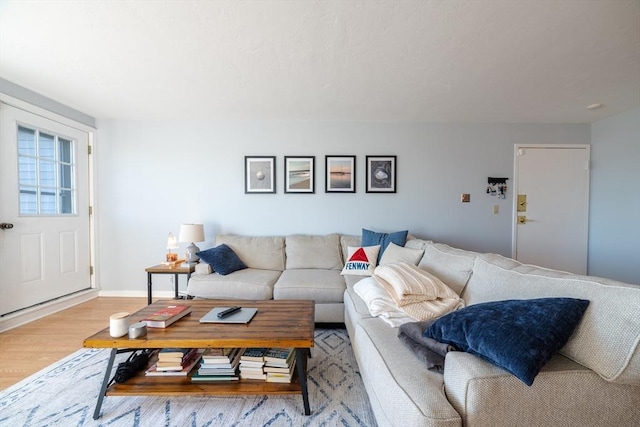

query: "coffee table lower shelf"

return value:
[106, 373, 303, 396]
[93, 347, 310, 420]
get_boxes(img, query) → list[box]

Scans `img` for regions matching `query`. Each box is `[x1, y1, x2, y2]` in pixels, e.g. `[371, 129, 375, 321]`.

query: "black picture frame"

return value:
[284, 156, 315, 193]
[325, 155, 356, 193]
[245, 156, 276, 193]
[366, 155, 396, 193]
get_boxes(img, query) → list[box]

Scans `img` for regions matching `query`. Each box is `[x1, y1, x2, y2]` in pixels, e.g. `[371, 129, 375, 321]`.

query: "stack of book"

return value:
[145, 348, 203, 376]
[192, 348, 244, 382]
[239, 347, 268, 380]
[264, 348, 296, 383]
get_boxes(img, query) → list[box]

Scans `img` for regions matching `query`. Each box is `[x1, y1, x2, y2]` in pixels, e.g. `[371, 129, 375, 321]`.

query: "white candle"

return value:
[109, 312, 130, 337]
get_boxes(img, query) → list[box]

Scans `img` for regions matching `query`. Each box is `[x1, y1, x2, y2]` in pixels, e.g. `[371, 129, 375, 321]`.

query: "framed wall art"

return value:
[325, 155, 356, 193]
[366, 155, 396, 193]
[284, 156, 315, 193]
[245, 156, 276, 193]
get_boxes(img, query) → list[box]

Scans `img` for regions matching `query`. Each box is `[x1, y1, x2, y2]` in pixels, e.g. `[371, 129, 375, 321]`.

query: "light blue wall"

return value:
[96, 119, 595, 292]
[589, 108, 640, 284]
[3, 79, 637, 290]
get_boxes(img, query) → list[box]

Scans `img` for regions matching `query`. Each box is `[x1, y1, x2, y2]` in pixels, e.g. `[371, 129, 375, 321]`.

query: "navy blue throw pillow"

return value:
[424, 298, 589, 386]
[361, 228, 408, 263]
[197, 244, 247, 276]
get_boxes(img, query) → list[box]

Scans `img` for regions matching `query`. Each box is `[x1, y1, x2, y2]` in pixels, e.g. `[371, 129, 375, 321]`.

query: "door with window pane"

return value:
[0, 103, 91, 316]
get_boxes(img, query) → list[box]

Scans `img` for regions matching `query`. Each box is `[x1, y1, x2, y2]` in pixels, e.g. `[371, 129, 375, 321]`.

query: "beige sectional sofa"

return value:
[187, 234, 351, 322]
[187, 233, 640, 427]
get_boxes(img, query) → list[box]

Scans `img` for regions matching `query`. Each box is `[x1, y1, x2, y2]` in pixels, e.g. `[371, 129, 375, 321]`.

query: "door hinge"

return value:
[88, 145, 93, 155]
[89, 206, 93, 215]
[90, 266, 94, 275]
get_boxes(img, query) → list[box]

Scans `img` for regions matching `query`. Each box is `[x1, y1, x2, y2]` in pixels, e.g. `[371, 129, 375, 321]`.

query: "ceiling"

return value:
[1, 0, 638, 123]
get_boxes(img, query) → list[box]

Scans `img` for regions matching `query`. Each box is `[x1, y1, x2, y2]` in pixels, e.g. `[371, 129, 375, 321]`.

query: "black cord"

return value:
[114, 350, 151, 383]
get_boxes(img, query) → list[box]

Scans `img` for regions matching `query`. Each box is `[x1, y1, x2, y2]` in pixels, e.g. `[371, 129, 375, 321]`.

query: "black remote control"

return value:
[217, 306, 242, 318]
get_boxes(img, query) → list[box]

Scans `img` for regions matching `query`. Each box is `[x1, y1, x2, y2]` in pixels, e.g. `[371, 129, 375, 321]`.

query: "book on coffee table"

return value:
[142, 304, 192, 328]
[191, 371, 239, 382]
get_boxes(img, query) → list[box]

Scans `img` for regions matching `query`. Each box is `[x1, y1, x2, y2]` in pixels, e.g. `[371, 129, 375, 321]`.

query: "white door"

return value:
[0, 103, 91, 316]
[512, 145, 590, 274]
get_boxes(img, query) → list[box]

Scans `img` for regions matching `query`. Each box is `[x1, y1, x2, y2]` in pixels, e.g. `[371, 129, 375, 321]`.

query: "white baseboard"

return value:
[0, 290, 183, 332]
[0, 289, 99, 333]
[97, 290, 178, 298]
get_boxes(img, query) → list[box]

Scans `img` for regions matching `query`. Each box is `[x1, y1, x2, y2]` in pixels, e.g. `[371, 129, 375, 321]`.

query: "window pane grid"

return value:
[17, 125, 77, 215]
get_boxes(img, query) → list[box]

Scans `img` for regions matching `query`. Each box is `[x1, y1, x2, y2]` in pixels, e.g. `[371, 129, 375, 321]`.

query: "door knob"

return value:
[0, 223, 14, 230]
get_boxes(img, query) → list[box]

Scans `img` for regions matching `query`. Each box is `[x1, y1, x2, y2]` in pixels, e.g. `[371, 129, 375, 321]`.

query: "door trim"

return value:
[511, 144, 590, 260]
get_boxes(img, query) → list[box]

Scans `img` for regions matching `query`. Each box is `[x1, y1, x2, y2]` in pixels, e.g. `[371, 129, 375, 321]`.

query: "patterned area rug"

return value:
[0, 328, 377, 426]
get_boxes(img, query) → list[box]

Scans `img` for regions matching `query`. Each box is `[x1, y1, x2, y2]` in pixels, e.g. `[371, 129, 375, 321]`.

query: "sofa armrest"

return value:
[194, 262, 212, 275]
[443, 352, 640, 427]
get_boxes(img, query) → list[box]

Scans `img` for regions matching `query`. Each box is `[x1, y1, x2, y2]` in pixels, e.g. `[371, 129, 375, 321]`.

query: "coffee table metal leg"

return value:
[93, 348, 117, 419]
[296, 348, 311, 415]
[174, 273, 179, 299]
[147, 272, 152, 305]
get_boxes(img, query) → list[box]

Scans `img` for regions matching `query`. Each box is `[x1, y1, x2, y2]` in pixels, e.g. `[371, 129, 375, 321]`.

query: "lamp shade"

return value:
[166, 232, 178, 250]
[179, 223, 205, 243]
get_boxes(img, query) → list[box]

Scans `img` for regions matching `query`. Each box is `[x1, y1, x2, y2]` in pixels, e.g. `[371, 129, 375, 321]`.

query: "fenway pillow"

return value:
[341, 245, 380, 276]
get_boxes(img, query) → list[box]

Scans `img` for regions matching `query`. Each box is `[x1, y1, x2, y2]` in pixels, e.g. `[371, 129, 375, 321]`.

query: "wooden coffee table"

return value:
[84, 299, 315, 419]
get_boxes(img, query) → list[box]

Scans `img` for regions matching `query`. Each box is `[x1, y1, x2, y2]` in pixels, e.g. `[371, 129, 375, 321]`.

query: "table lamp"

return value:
[165, 232, 179, 262]
[179, 223, 205, 265]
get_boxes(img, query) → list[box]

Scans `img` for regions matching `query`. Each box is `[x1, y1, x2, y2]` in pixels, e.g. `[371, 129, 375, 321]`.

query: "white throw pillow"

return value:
[340, 245, 380, 276]
[379, 242, 425, 266]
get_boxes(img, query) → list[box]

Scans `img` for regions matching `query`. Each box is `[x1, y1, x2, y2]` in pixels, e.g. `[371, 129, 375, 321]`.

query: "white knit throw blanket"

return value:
[374, 262, 465, 320]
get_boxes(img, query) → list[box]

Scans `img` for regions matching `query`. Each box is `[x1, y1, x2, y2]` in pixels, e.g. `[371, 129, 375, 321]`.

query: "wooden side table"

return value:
[144, 263, 196, 304]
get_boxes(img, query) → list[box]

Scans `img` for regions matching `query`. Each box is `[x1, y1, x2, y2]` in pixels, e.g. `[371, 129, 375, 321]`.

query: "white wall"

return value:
[96, 120, 591, 293]
[589, 108, 640, 284]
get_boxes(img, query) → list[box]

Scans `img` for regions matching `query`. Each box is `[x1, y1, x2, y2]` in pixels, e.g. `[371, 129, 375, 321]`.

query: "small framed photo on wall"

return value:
[284, 156, 315, 193]
[325, 155, 356, 193]
[366, 155, 396, 193]
[245, 156, 276, 193]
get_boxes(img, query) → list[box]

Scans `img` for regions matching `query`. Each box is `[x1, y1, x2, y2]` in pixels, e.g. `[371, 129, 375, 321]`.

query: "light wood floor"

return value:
[0, 297, 149, 391]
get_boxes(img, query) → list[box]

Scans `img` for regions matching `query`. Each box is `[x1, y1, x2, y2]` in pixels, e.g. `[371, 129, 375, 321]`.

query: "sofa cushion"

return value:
[341, 246, 380, 276]
[340, 235, 361, 263]
[404, 237, 433, 250]
[379, 242, 424, 266]
[343, 274, 366, 288]
[196, 244, 247, 275]
[352, 318, 462, 426]
[215, 235, 285, 271]
[418, 243, 478, 296]
[285, 234, 342, 270]
[362, 228, 408, 263]
[186, 268, 279, 300]
[444, 352, 640, 427]
[465, 254, 640, 385]
[274, 269, 345, 303]
[425, 298, 589, 386]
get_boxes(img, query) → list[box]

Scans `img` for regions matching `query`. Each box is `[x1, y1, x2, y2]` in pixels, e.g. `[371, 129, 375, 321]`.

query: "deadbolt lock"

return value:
[517, 194, 527, 212]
